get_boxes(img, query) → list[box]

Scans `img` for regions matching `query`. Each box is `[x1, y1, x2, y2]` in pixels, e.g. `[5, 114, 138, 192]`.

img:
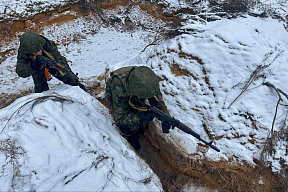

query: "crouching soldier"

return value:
[106, 66, 171, 151]
[16, 31, 86, 93]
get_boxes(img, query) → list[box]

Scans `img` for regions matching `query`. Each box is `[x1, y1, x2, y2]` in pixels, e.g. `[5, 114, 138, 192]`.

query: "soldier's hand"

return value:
[48, 68, 57, 75]
[30, 55, 46, 71]
[136, 111, 156, 122]
[161, 121, 171, 134]
[38, 56, 56, 69]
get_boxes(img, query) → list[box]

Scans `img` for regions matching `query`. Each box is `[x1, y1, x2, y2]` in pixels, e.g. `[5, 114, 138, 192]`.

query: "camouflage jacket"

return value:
[16, 35, 70, 78]
[106, 67, 170, 130]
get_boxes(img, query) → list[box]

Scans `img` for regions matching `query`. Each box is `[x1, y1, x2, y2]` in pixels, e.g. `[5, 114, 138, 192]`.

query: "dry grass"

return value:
[0, 139, 26, 190]
[260, 126, 288, 191]
[0, 89, 34, 109]
[1, 94, 75, 134]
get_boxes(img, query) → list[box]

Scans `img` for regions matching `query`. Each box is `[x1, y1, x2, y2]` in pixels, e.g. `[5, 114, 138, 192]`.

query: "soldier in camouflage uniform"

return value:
[106, 66, 171, 150]
[16, 31, 82, 93]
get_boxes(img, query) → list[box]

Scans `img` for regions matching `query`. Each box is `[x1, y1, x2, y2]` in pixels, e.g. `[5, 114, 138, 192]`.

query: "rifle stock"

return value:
[131, 97, 220, 152]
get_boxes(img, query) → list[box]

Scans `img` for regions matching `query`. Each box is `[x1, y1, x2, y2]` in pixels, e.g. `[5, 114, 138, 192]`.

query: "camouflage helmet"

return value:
[20, 31, 45, 54]
[127, 66, 160, 99]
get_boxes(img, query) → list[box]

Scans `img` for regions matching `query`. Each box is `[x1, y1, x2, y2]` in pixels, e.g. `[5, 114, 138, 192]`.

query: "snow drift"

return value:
[0, 85, 162, 191]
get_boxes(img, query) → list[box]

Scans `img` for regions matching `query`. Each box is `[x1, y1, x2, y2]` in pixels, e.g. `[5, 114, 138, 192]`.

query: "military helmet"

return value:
[20, 31, 46, 54]
[127, 66, 160, 99]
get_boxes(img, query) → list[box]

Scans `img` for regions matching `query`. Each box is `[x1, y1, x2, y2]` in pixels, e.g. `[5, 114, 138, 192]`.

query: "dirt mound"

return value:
[143, 122, 280, 192]
[0, 4, 82, 41]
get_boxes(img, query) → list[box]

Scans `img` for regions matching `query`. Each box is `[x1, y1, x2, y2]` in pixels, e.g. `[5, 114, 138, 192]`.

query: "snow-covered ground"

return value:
[0, 4, 162, 94]
[1, 0, 288, 191]
[114, 15, 288, 173]
[0, 27, 149, 94]
[0, 86, 162, 191]
[1, 0, 288, 21]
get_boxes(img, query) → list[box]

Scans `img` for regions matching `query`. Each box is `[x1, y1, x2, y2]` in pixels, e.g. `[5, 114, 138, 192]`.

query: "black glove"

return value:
[79, 83, 87, 92]
[31, 55, 56, 71]
[126, 135, 141, 151]
[136, 111, 156, 122]
[40, 56, 56, 69]
[161, 121, 171, 134]
[30, 56, 46, 71]
[48, 68, 57, 75]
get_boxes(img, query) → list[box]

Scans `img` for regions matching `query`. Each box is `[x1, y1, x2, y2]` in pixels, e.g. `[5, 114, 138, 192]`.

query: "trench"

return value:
[0, 1, 283, 191]
[138, 128, 217, 192]
[91, 82, 280, 192]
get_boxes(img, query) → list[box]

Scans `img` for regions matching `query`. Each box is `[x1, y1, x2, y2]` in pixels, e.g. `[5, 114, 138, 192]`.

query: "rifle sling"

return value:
[128, 95, 148, 112]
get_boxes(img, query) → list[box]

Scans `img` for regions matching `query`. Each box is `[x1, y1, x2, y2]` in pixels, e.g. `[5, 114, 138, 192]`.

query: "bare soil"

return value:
[0, 89, 33, 109]
[138, 130, 217, 192]
[143, 122, 281, 192]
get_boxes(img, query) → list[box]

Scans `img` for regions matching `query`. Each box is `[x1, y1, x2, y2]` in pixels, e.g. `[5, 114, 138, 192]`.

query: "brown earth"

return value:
[0, 0, 175, 42]
[0, 89, 33, 109]
[143, 122, 280, 192]
[0, 0, 284, 191]
[0, 4, 82, 41]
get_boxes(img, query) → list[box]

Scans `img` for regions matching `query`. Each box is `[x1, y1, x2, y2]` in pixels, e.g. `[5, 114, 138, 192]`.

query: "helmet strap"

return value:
[128, 95, 148, 111]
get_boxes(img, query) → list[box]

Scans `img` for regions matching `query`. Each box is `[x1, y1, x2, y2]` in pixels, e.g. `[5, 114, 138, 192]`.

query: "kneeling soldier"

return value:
[16, 31, 86, 93]
[106, 66, 171, 151]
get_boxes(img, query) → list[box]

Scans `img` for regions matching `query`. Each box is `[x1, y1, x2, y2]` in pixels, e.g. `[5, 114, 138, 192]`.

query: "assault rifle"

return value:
[131, 97, 220, 152]
[37, 55, 71, 76]
[37, 56, 87, 92]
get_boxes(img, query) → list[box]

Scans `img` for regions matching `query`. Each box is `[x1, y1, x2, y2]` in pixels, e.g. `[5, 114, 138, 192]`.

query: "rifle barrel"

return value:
[131, 97, 220, 152]
[149, 106, 220, 152]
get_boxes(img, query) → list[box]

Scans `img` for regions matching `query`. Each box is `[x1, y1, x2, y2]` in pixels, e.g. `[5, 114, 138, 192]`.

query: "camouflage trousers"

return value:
[32, 68, 79, 93]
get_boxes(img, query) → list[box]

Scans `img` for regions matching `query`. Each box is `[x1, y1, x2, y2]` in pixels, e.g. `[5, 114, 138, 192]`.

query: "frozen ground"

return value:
[1, 0, 288, 21]
[0, 0, 78, 20]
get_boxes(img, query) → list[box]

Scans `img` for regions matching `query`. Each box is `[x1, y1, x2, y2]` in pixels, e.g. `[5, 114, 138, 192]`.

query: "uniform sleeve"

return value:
[148, 92, 171, 116]
[16, 48, 36, 77]
[109, 76, 143, 127]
